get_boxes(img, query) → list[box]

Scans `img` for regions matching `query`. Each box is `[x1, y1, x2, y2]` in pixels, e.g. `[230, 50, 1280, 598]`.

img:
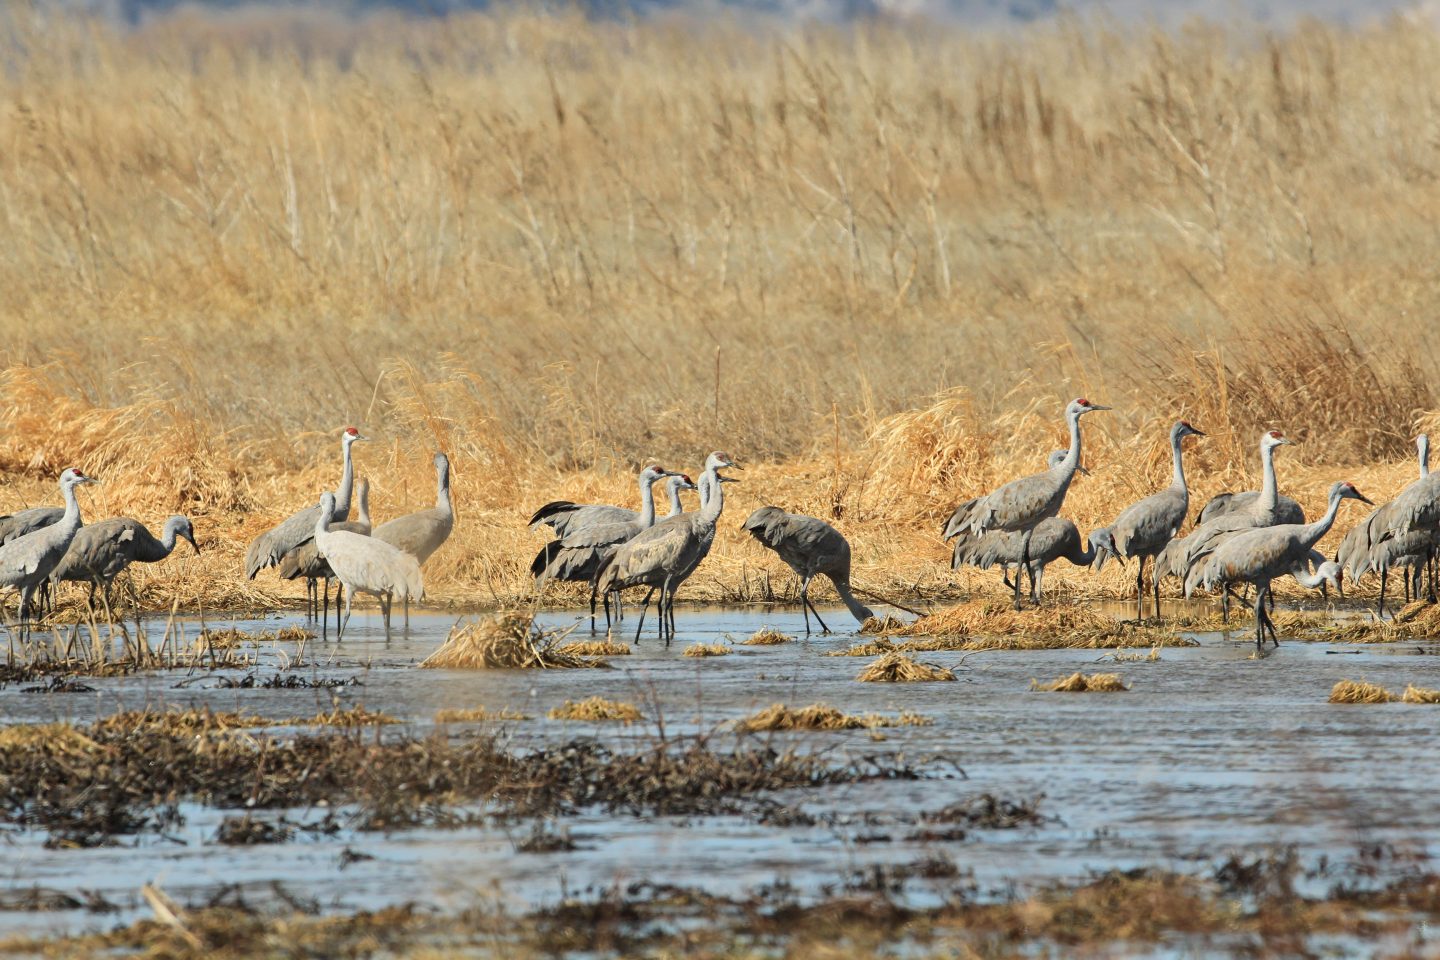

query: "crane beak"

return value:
[1191, 428, 1206, 437]
[1088, 404, 1113, 412]
[185, 533, 201, 555]
[1077, 464, 1091, 477]
[1357, 492, 1375, 505]
[718, 475, 741, 484]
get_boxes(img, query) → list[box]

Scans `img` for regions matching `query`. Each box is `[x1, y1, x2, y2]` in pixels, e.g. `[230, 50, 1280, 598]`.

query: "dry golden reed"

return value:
[1, 11, 1439, 616]
[420, 614, 603, 670]
[433, 706, 531, 722]
[1401, 685, 1440, 704]
[683, 642, 731, 657]
[855, 652, 956, 683]
[742, 628, 793, 646]
[1030, 672, 1130, 693]
[1328, 680, 1398, 704]
[547, 697, 644, 723]
[554, 640, 632, 657]
[899, 601, 1191, 649]
[737, 703, 933, 731]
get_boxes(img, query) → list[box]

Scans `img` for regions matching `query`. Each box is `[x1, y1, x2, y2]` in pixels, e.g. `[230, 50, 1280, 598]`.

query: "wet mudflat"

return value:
[2, 602, 1440, 955]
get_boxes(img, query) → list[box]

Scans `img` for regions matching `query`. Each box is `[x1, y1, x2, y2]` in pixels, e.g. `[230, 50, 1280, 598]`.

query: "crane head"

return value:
[1262, 430, 1293, 449]
[707, 451, 743, 471]
[1333, 481, 1374, 506]
[1067, 398, 1111, 417]
[59, 468, 97, 488]
[342, 426, 369, 443]
[168, 515, 201, 555]
[1176, 420, 1205, 439]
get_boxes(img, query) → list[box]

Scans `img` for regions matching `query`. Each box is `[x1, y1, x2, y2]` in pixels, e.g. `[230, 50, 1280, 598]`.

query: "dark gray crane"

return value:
[742, 506, 872, 633]
[51, 514, 199, 611]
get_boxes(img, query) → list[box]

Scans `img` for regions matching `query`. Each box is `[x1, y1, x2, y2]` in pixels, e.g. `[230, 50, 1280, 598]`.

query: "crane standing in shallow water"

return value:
[244, 427, 366, 580]
[1336, 435, 1434, 615]
[1189, 482, 1369, 649]
[742, 506, 872, 633]
[313, 492, 423, 641]
[0, 469, 97, 635]
[278, 478, 371, 637]
[966, 398, 1110, 610]
[373, 452, 457, 628]
[596, 452, 741, 645]
[1095, 420, 1205, 620]
[50, 514, 199, 613]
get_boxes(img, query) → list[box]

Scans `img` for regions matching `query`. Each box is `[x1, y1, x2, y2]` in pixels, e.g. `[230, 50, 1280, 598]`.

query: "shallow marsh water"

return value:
[3, 602, 1440, 945]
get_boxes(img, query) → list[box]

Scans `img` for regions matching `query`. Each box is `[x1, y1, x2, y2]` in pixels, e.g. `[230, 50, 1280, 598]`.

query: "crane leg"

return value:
[1135, 559, 1145, 621]
[381, 594, 392, 642]
[634, 588, 655, 644]
[1252, 587, 1265, 650]
[1151, 557, 1162, 620]
[18, 586, 33, 641]
[1016, 530, 1034, 610]
[667, 587, 678, 641]
[404, 595, 410, 630]
[1379, 567, 1389, 619]
[588, 583, 598, 632]
[339, 586, 355, 641]
[801, 577, 831, 634]
[1260, 588, 1279, 647]
[1002, 570, 1016, 592]
[334, 581, 344, 638]
[660, 578, 674, 647]
[1032, 564, 1045, 604]
[800, 576, 811, 635]
[321, 578, 331, 640]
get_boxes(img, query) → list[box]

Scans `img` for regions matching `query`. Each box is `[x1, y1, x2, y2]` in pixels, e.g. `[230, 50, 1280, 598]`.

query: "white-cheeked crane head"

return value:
[639, 464, 682, 486]
[59, 468, 97, 490]
[166, 515, 201, 555]
[674, 474, 699, 492]
[1331, 481, 1374, 507]
[1315, 560, 1344, 598]
[342, 426, 369, 446]
[1174, 420, 1205, 441]
[1066, 398, 1111, 419]
[1261, 430, 1293, 451]
[318, 491, 338, 517]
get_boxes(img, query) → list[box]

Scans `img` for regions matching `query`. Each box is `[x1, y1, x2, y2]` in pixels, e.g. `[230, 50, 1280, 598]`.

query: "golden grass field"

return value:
[1, 8, 1438, 613]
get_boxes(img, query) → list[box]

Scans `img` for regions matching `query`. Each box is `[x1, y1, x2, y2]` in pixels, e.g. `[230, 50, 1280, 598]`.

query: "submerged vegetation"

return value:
[737, 703, 933, 731]
[1031, 672, 1130, 693]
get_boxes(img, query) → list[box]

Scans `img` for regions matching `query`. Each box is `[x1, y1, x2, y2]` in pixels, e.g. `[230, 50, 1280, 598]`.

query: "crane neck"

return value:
[58, 480, 83, 533]
[1302, 492, 1346, 548]
[1421, 441, 1430, 480]
[355, 484, 371, 528]
[1070, 535, 1098, 566]
[1061, 408, 1083, 472]
[435, 459, 452, 517]
[830, 573, 874, 624]
[1258, 441, 1279, 512]
[701, 467, 727, 525]
[637, 473, 660, 527]
[1170, 430, 1188, 492]
[159, 520, 180, 556]
[334, 440, 355, 521]
[665, 479, 685, 518]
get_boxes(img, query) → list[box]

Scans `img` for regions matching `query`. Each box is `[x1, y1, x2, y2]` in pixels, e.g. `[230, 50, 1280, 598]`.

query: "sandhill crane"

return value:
[531, 464, 679, 629]
[1336, 435, 1431, 615]
[967, 517, 1098, 604]
[278, 478, 370, 637]
[313, 492, 423, 641]
[1377, 434, 1440, 597]
[1198, 491, 1305, 526]
[742, 507, 872, 633]
[597, 452, 741, 644]
[244, 427, 366, 579]
[0, 469, 97, 634]
[0, 507, 62, 545]
[529, 462, 677, 538]
[51, 514, 199, 611]
[1188, 482, 1371, 648]
[1154, 430, 1293, 594]
[663, 474, 696, 517]
[1097, 420, 1204, 620]
[948, 450, 1088, 597]
[966, 398, 1110, 610]
[372, 452, 456, 627]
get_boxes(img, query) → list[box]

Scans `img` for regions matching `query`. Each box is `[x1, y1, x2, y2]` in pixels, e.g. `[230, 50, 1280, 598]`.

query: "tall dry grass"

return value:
[0, 10, 1436, 609]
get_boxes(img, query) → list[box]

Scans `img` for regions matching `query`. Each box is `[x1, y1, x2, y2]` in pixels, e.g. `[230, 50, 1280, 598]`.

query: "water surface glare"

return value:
[2, 603, 1439, 940]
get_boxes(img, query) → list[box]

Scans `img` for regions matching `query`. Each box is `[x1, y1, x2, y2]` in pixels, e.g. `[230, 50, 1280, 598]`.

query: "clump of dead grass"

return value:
[860, 615, 909, 634]
[89, 708, 269, 736]
[554, 640, 631, 657]
[896, 600, 1192, 650]
[684, 642, 731, 657]
[547, 697, 645, 723]
[742, 628, 793, 646]
[825, 638, 900, 657]
[299, 706, 399, 727]
[1030, 672, 1130, 692]
[737, 702, 933, 731]
[855, 652, 955, 683]
[1328, 680, 1398, 704]
[421, 614, 604, 670]
[1402, 685, 1440, 704]
[434, 706, 531, 722]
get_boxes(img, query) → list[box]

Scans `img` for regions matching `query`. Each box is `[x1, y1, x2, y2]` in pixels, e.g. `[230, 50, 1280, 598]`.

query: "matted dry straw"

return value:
[742, 628, 793, 646]
[825, 638, 900, 657]
[554, 640, 631, 657]
[855, 652, 955, 683]
[546, 697, 644, 723]
[1328, 680, 1398, 703]
[420, 613, 606, 670]
[1030, 672, 1130, 693]
[684, 642, 731, 657]
[433, 706, 530, 722]
[887, 601, 1190, 650]
[737, 702, 932, 731]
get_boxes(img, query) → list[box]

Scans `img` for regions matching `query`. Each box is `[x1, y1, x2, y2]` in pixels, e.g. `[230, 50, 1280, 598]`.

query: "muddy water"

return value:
[3, 603, 1440, 939]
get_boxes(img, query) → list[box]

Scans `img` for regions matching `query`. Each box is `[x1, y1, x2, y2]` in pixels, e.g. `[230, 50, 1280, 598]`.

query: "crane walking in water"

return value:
[531, 464, 680, 629]
[966, 398, 1110, 610]
[967, 517, 1099, 604]
[1189, 481, 1370, 649]
[0, 469, 97, 635]
[597, 452, 741, 644]
[742, 507, 872, 633]
[51, 514, 199, 613]
[244, 427, 366, 580]
[278, 478, 371, 637]
[1095, 420, 1204, 620]
[373, 452, 456, 627]
[313, 492, 423, 641]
